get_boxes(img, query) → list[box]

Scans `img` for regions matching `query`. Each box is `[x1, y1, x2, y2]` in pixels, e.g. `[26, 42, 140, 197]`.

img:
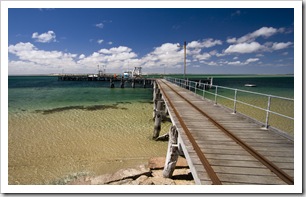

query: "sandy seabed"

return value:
[8, 102, 170, 185]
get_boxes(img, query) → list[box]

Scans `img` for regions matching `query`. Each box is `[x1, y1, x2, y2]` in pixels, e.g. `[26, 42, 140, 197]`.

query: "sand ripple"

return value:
[8, 102, 170, 185]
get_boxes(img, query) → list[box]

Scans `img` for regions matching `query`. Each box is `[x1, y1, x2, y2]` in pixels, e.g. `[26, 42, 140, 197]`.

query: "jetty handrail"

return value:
[165, 77, 294, 131]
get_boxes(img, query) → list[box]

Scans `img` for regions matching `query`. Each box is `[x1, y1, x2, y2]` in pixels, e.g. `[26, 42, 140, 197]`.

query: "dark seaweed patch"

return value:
[116, 101, 132, 104]
[138, 101, 154, 104]
[35, 106, 84, 114]
[35, 104, 127, 115]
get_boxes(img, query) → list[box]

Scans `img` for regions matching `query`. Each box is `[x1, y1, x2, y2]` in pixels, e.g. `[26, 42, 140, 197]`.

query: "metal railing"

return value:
[166, 77, 294, 133]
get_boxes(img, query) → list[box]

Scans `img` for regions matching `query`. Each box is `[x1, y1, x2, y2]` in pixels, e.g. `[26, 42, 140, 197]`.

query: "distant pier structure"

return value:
[57, 67, 155, 88]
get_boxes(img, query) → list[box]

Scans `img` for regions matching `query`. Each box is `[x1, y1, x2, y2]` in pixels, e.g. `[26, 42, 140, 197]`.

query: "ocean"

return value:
[8, 75, 294, 184]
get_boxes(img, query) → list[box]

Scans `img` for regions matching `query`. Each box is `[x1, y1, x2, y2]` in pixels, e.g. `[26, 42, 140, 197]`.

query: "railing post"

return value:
[203, 84, 206, 99]
[233, 89, 238, 113]
[214, 86, 218, 105]
[265, 96, 271, 129]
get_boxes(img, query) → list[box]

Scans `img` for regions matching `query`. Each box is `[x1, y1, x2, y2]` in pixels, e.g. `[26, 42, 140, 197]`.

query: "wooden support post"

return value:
[153, 88, 161, 120]
[120, 78, 124, 88]
[110, 79, 114, 88]
[143, 79, 146, 88]
[153, 100, 163, 139]
[153, 81, 157, 101]
[164, 104, 168, 116]
[132, 79, 135, 88]
[163, 126, 179, 178]
[153, 86, 156, 119]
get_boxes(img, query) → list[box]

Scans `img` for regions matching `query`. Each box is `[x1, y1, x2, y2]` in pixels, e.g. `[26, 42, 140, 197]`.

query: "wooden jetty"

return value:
[58, 74, 154, 88]
[152, 79, 294, 185]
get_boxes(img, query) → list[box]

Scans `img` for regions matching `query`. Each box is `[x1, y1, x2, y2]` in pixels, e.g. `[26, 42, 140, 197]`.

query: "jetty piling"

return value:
[132, 79, 135, 88]
[153, 82, 161, 120]
[153, 100, 164, 139]
[110, 79, 115, 88]
[163, 125, 179, 178]
[120, 78, 124, 88]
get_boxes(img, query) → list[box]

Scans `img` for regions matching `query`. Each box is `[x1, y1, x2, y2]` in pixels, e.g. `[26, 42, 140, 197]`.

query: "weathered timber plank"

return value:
[263, 156, 294, 163]
[185, 145, 249, 155]
[208, 159, 265, 168]
[272, 162, 294, 169]
[197, 144, 246, 150]
[190, 156, 265, 168]
[235, 138, 292, 144]
[212, 166, 278, 176]
[204, 153, 260, 162]
[246, 146, 294, 152]
[282, 169, 294, 177]
[245, 142, 293, 148]
[216, 173, 287, 185]
[260, 151, 294, 157]
[192, 138, 233, 143]
[189, 152, 265, 163]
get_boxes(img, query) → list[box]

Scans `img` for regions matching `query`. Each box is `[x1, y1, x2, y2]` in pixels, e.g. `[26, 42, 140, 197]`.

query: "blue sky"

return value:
[8, 8, 294, 75]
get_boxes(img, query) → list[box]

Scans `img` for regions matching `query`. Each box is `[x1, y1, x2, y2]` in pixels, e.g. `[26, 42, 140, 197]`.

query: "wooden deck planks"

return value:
[157, 79, 294, 185]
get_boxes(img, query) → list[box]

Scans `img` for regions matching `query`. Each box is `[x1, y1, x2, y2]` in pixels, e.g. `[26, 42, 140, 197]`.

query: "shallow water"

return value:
[8, 102, 170, 185]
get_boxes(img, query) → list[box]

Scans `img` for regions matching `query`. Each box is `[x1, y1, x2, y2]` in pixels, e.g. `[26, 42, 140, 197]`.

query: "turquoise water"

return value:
[166, 74, 294, 98]
[211, 76, 294, 98]
[9, 75, 294, 129]
[9, 76, 153, 113]
[9, 75, 294, 109]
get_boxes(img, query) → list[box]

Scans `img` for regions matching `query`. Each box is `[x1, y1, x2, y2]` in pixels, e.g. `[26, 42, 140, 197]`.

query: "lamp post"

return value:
[177, 41, 187, 79]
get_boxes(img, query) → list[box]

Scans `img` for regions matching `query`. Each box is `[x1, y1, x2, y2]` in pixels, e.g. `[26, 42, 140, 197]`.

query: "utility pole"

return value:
[178, 41, 187, 80]
[183, 41, 186, 80]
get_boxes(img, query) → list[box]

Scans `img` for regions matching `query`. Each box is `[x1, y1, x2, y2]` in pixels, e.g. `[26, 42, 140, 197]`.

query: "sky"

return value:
[8, 8, 294, 75]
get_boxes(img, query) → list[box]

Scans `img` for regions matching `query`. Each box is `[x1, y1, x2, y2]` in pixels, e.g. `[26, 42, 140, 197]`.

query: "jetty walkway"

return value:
[153, 79, 294, 185]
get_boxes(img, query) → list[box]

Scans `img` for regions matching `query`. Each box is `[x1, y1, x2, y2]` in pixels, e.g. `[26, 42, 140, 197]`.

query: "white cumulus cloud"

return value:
[227, 61, 242, 65]
[9, 42, 78, 71]
[227, 27, 281, 44]
[78, 46, 138, 70]
[224, 42, 263, 54]
[226, 58, 259, 66]
[194, 53, 211, 60]
[245, 58, 259, 64]
[271, 42, 292, 50]
[141, 43, 183, 68]
[95, 23, 104, 29]
[32, 31, 56, 43]
[79, 54, 85, 59]
[187, 38, 222, 49]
